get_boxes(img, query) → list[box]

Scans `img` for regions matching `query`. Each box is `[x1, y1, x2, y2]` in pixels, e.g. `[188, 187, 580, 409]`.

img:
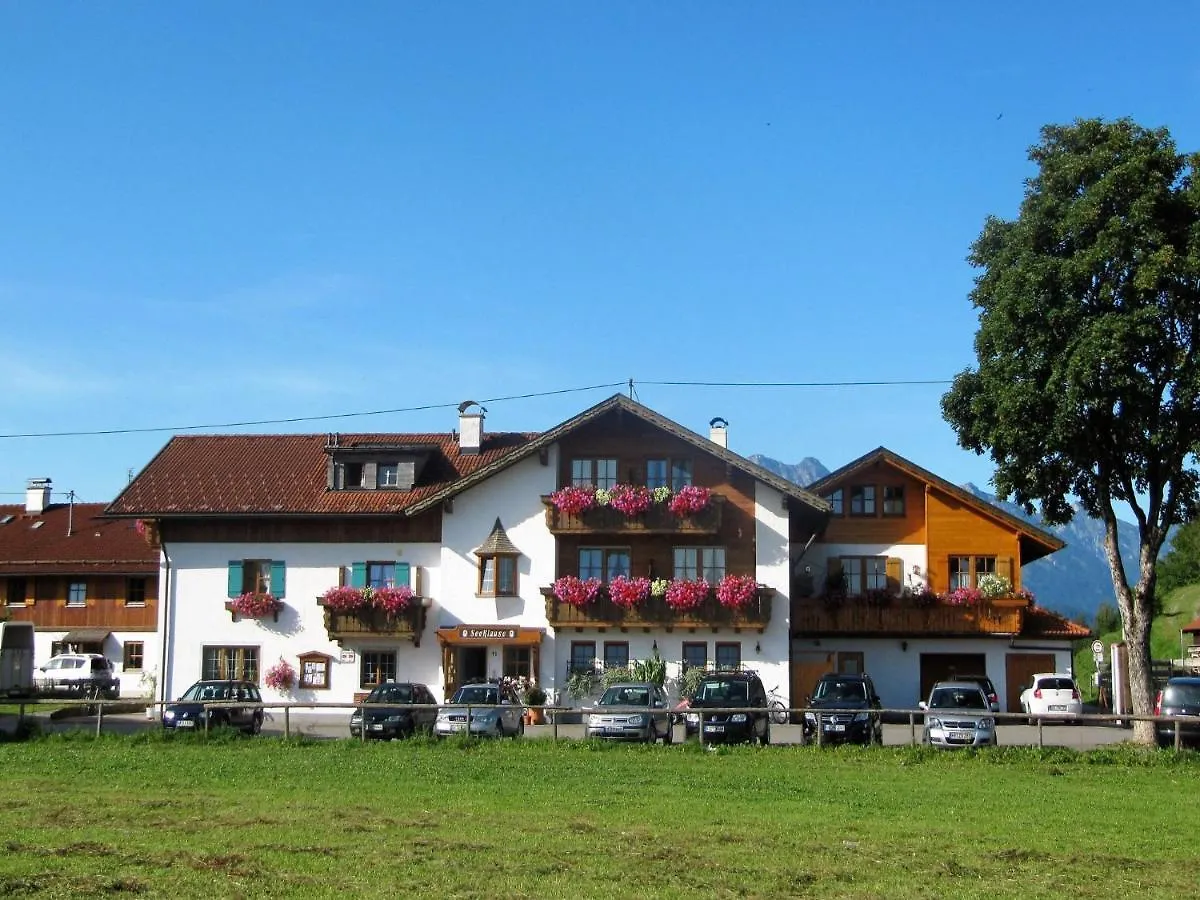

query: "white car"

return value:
[434, 681, 524, 738]
[1019, 673, 1082, 722]
[35, 653, 121, 699]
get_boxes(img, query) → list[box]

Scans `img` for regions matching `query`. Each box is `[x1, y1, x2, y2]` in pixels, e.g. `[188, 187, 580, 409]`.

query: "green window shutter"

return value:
[395, 562, 411, 589]
[885, 557, 902, 593]
[270, 561, 286, 599]
[227, 561, 244, 598]
[350, 562, 367, 589]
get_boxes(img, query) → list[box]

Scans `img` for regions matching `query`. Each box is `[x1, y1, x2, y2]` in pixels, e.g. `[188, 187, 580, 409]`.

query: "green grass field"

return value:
[0, 733, 1196, 898]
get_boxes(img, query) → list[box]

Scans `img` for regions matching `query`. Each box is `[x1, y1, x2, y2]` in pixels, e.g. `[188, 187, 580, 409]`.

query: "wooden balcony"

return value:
[319, 602, 429, 647]
[542, 586, 772, 632]
[791, 600, 1025, 637]
[541, 494, 724, 535]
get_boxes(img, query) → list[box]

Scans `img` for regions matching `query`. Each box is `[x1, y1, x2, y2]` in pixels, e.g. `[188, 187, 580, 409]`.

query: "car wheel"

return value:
[662, 722, 673, 746]
[1023, 704, 1034, 726]
[759, 723, 770, 746]
[516, 718, 524, 739]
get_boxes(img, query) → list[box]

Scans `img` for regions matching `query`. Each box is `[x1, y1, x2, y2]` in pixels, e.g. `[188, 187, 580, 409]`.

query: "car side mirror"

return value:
[918, 701, 928, 711]
[653, 700, 665, 708]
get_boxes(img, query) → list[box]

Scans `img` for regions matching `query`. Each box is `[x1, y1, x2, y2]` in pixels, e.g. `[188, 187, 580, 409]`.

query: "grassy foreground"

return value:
[0, 733, 1196, 899]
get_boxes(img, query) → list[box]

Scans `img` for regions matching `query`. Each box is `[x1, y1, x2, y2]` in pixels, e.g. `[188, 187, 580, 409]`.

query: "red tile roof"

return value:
[1181, 617, 1200, 635]
[106, 432, 537, 516]
[1020, 605, 1092, 639]
[0, 503, 157, 574]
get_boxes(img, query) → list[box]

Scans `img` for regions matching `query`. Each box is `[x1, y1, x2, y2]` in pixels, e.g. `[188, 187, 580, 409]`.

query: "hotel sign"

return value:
[458, 626, 518, 642]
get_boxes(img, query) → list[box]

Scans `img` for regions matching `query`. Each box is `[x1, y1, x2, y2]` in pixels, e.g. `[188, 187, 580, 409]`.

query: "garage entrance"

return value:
[1005, 653, 1055, 713]
[919, 652, 987, 702]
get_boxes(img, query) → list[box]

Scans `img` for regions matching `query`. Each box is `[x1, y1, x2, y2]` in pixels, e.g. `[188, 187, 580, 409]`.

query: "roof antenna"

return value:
[67, 490, 75, 537]
[627, 378, 634, 400]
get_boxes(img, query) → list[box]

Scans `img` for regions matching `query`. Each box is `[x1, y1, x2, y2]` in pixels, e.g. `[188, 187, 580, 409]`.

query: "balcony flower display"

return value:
[549, 485, 596, 516]
[668, 485, 712, 516]
[608, 575, 651, 609]
[320, 585, 370, 613]
[944, 586, 984, 607]
[553, 575, 602, 608]
[715, 574, 758, 611]
[649, 577, 670, 598]
[665, 578, 711, 611]
[371, 585, 414, 615]
[229, 592, 283, 619]
[264, 657, 296, 693]
[609, 484, 653, 517]
[977, 574, 1013, 600]
[1013, 588, 1036, 605]
[651, 485, 672, 505]
[594, 488, 612, 507]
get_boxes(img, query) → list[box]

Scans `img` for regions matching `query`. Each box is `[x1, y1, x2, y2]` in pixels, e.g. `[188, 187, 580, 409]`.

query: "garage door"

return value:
[792, 651, 835, 706]
[919, 653, 987, 703]
[1005, 653, 1055, 713]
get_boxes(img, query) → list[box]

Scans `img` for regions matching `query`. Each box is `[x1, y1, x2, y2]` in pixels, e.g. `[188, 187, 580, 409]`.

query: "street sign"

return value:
[1091, 639, 1104, 655]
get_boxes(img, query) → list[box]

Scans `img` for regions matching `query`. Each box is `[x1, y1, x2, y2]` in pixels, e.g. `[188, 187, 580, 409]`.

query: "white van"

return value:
[0, 622, 36, 697]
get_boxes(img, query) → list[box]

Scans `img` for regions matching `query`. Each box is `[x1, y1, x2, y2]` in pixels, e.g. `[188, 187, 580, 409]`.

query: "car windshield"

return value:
[599, 686, 651, 706]
[453, 685, 499, 704]
[696, 680, 748, 703]
[813, 679, 867, 701]
[369, 685, 412, 703]
[929, 688, 987, 710]
[180, 683, 232, 702]
[1164, 683, 1200, 705]
[1037, 677, 1076, 691]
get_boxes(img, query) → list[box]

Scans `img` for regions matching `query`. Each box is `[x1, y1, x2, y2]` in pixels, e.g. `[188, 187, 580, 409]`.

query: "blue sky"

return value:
[1, 3, 1195, 505]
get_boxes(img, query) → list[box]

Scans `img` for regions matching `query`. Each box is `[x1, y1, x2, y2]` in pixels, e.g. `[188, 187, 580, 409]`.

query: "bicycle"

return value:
[766, 685, 790, 725]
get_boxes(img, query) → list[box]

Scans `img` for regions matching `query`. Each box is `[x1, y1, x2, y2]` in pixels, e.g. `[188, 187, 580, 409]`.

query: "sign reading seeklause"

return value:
[458, 626, 518, 642]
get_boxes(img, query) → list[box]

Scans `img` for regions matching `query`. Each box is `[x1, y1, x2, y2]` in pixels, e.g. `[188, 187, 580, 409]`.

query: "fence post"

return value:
[1175, 716, 1182, 752]
[95, 701, 104, 738]
[699, 710, 706, 746]
[360, 703, 367, 743]
[815, 712, 823, 748]
[909, 711, 917, 745]
[1036, 716, 1044, 748]
[551, 708, 559, 741]
[284, 706, 291, 740]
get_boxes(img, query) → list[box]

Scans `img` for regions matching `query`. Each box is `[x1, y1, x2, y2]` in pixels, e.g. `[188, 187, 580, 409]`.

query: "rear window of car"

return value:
[1037, 677, 1076, 691]
[697, 680, 749, 702]
[813, 679, 867, 701]
[370, 685, 412, 703]
[1163, 683, 1200, 705]
[453, 686, 499, 704]
[600, 687, 650, 706]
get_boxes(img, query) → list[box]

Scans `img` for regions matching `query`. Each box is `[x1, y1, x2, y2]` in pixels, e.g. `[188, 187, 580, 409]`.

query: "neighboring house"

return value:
[0, 479, 158, 696]
[795, 448, 1090, 712]
[105, 396, 831, 709]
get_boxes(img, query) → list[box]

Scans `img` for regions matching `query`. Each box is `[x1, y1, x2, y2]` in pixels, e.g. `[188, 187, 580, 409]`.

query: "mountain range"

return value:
[750, 454, 1143, 622]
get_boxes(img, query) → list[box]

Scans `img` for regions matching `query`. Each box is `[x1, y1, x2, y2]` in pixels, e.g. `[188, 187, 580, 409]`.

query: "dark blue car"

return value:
[162, 680, 263, 734]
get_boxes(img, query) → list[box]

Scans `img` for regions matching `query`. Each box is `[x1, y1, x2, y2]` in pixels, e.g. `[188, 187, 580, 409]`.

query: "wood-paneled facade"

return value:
[2, 574, 157, 632]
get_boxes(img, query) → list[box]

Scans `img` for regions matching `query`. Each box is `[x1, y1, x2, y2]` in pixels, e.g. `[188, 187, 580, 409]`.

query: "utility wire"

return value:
[641, 379, 952, 387]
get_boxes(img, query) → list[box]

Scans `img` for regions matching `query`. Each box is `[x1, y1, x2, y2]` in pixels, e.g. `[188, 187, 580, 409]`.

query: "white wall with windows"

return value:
[32, 630, 157, 698]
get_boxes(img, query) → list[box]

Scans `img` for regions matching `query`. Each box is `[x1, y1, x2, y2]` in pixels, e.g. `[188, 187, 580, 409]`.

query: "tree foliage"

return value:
[1092, 602, 1122, 636]
[1154, 520, 1200, 594]
[941, 118, 1200, 742]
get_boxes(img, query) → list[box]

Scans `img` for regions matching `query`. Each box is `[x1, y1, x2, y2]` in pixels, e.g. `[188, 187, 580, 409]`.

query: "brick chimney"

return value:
[25, 478, 52, 514]
[709, 417, 728, 449]
[458, 401, 486, 456]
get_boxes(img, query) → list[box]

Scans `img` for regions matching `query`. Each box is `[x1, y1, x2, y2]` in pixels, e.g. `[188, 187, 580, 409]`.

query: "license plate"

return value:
[704, 724, 725, 733]
[949, 730, 974, 741]
[177, 721, 195, 728]
[451, 723, 466, 732]
[830, 724, 846, 732]
[1048, 705, 1067, 711]
[370, 724, 384, 731]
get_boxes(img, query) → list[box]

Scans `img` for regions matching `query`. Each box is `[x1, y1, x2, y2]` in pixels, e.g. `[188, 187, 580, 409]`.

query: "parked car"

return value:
[162, 680, 264, 734]
[954, 673, 1000, 712]
[803, 673, 883, 746]
[434, 681, 524, 739]
[920, 681, 997, 748]
[350, 682, 439, 739]
[683, 671, 771, 745]
[1154, 676, 1200, 748]
[586, 682, 673, 743]
[1019, 673, 1082, 722]
[35, 653, 120, 700]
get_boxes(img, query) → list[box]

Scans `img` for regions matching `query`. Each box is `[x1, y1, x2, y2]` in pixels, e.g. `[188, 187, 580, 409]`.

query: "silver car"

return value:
[586, 682, 673, 744]
[434, 682, 524, 739]
[920, 681, 997, 748]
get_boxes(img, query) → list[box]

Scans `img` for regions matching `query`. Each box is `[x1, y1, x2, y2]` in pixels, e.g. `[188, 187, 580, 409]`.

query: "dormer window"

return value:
[337, 462, 365, 489]
[474, 518, 522, 598]
[325, 441, 435, 492]
[377, 464, 399, 488]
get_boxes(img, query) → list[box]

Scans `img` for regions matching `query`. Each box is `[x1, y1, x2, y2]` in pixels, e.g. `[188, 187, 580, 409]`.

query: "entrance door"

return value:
[1005, 653, 1055, 713]
[919, 653, 987, 704]
[459, 647, 487, 683]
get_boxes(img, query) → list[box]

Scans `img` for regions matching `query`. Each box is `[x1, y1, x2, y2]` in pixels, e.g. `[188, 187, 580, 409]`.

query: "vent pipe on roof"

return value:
[709, 417, 729, 449]
[458, 401, 486, 456]
[25, 478, 51, 515]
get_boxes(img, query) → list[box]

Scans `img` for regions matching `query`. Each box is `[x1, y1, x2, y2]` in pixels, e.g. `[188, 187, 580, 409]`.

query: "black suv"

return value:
[162, 680, 264, 734]
[955, 674, 1000, 712]
[1155, 676, 1200, 748]
[683, 671, 771, 745]
[803, 673, 883, 746]
[350, 682, 439, 739]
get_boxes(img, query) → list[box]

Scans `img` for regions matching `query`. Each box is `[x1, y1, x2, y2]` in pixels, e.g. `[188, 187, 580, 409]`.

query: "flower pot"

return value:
[527, 708, 545, 726]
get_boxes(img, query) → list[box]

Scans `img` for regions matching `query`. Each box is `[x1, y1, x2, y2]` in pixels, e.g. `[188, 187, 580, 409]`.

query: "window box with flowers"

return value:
[552, 575, 602, 608]
[607, 575, 651, 610]
[542, 486, 723, 534]
[667, 485, 712, 517]
[665, 578, 711, 612]
[715, 574, 759, 611]
[318, 586, 429, 646]
[264, 658, 296, 694]
[224, 592, 284, 622]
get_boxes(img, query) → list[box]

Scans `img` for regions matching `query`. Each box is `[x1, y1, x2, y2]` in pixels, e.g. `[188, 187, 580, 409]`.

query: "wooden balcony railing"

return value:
[541, 585, 772, 632]
[541, 494, 724, 535]
[791, 600, 1024, 636]
[319, 601, 429, 647]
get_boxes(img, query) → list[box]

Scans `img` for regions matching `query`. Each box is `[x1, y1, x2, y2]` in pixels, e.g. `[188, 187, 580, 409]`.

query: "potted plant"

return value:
[609, 484, 653, 517]
[227, 591, 283, 620]
[523, 685, 548, 725]
[371, 585, 414, 615]
[665, 578, 710, 611]
[320, 585, 370, 613]
[264, 657, 296, 693]
[668, 485, 712, 517]
[553, 575, 602, 608]
[140, 668, 158, 720]
[715, 574, 758, 611]
[608, 575, 651, 610]
[549, 485, 596, 515]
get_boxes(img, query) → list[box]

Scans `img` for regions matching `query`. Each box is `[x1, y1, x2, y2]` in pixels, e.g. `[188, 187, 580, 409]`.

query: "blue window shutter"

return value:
[227, 561, 243, 598]
[271, 561, 286, 598]
[350, 562, 367, 589]
[396, 562, 411, 589]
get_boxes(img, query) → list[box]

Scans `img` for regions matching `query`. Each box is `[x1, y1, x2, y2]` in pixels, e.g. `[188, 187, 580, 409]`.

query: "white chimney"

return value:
[458, 401, 486, 456]
[25, 478, 52, 514]
[709, 417, 729, 449]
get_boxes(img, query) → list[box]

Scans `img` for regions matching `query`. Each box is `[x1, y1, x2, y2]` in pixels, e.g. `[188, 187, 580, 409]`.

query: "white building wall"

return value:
[32, 631, 157, 699]
[812, 542, 928, 593]
[754, 481, 792, 707]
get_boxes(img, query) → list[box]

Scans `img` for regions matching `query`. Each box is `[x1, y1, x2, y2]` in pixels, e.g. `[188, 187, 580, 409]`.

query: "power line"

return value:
[641, 379, 953, 387]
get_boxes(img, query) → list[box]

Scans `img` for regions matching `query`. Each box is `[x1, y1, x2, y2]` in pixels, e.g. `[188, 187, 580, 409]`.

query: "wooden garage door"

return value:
[792, 651, 835, 706]
[919, 653, 987, 704]
[1005, 653, 1055, 713]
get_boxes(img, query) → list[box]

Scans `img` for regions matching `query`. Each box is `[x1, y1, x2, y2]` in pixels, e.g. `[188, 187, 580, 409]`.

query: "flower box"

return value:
[225, 593, 283, 622]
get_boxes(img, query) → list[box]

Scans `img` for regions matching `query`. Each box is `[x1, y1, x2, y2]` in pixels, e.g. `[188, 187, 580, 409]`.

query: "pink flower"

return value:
[229, 592, 283, 618]
[665, 578, 711, 611]
[715, 574, 758, 610]
[553, 575, 602, 608]
[550, 485, 596, 515]
[945, 587, 984, 607]
[264, 658, 295, 692]
[321, 586, 369, 612]
[608, 575, 651, 609]
[372, 585, 414, 614]
[608, 484, 653, 517]
[668, 485, 712, 516]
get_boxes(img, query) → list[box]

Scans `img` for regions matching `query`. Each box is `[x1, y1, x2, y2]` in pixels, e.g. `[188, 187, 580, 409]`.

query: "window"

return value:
[670, 459, 693, 491]
[826, 489, 843, 516]
[126, 577, 147, 606]
[715, 642, 741, 671]
[949, 556, 972, 591]
[579, 548, 630, 582]
[673, 547, 726, 582]
[503, 646, 531, 679]
[377, 463, 399, 487]
[202, 646, 259, 682]
[849, 485, 876, 516]
[367, 562, 396, 589]
[974, 557, 997, 584]
[360, 651, 396, 689]
[569, 641, 596, 677]
[35, 577, 54, 601]
[227, 560, 286, 598]
[838, 652, 864, 675]
[682, 642, 707, 672]
[123, 641, 144, 671]
[883, 485, 905, 516]
[839, 556, 888, 595]
[299, 652, 332, 690]
[5, 577, 26, 606]
[603, 642, 629, 671]
[479, 556, 518, 597]
[571, 458, 618, 489]
[646, 459, 668, 489]
[67, 582, 87, 607]
[337, 462, 365, 489]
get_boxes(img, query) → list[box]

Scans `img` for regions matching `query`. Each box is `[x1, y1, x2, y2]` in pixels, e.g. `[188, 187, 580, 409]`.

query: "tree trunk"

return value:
[1103, 518, 1157, 744]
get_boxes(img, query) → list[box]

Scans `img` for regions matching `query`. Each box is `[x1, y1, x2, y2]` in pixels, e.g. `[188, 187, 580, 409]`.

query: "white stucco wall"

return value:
[33, 631, 157, 698]
[753, 481, 792, 706]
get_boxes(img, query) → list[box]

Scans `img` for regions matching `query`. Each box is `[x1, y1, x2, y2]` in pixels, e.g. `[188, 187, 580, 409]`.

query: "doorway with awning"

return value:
[435, 625, 545, 700]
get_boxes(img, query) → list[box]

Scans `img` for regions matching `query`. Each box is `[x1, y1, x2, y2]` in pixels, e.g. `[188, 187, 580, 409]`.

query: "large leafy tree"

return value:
[942, 118, 1200, 743]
